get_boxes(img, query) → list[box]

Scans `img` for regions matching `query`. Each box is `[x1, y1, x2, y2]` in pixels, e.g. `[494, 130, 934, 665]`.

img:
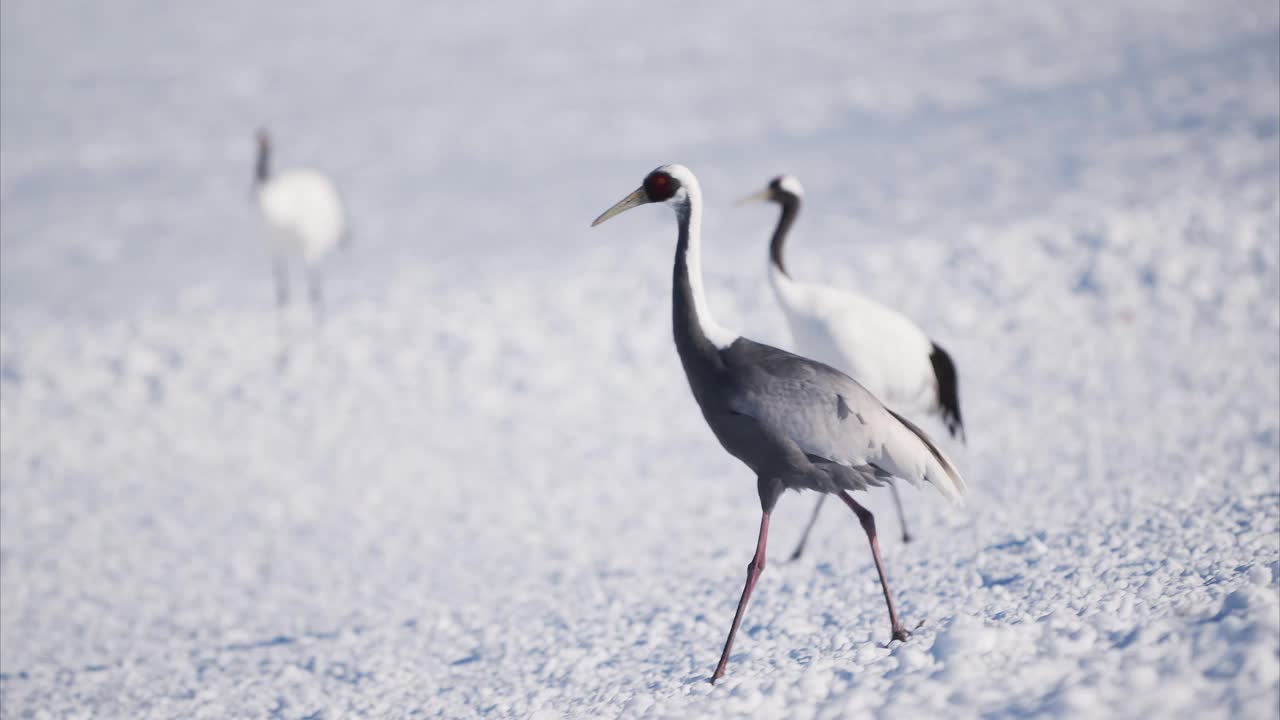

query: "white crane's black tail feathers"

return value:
[929, 342, 965, 443]
[886, 407, 967, 504]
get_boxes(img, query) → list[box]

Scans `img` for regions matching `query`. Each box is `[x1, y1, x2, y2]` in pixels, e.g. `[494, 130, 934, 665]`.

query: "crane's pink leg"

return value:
[888, 483, 913, 543]
[837, 491, 910, 642]
[788, 495, 825, 561]
[711, 511, 771, 683]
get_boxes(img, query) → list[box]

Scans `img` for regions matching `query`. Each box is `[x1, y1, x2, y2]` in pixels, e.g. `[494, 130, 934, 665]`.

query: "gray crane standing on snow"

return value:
[591, 164, 967, 683]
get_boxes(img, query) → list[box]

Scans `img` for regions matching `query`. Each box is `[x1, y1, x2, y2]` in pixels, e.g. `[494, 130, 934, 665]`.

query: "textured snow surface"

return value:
[2, 1, 1279, 718]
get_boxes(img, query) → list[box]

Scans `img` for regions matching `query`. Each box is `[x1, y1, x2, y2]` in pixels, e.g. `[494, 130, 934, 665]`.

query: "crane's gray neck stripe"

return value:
[673, 218, 721, 374]
[673, 185, 737, 352]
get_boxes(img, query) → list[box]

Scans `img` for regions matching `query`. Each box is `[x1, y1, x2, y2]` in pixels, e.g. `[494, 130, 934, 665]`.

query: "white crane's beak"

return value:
[591, 187, 648, 227]
[733, 188, 773, 208]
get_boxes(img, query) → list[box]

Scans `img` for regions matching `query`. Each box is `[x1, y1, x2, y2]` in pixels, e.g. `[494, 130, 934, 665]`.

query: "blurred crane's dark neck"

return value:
[769, 194, 800, 277]
[255, 144, 271, 184]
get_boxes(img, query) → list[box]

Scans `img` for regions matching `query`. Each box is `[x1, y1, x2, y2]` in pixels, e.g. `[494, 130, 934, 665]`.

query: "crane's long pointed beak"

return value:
[591, 187, 648, 227]
[733, 188, 773, 208]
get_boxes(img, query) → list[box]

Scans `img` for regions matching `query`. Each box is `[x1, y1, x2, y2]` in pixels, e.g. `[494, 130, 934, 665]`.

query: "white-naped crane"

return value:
[592, 164, 966, 683]
[737, 175, 965, 555]
[253, 128, 348, 324]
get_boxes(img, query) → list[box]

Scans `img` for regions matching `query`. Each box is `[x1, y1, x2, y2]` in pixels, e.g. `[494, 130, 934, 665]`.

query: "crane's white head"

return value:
[775, 175, 804, 197]
[734, 174, 804, 207]
[591, 164, 699, 227]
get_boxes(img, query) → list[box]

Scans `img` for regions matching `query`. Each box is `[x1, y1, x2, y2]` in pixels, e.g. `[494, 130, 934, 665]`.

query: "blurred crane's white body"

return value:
[257, 169, 347, 263]
[253, 129, 348, 322]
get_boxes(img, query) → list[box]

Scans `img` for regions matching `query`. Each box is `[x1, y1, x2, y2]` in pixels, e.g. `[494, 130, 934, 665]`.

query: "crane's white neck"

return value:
[675, 180, 738, 351]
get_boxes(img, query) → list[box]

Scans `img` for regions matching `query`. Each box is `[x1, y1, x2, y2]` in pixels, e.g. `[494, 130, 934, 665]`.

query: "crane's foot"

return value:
[879, 632, 908, 648]
[787, 545, 806, 563]
[901, 532, 913, 544]
[882, 618, 928, 646]
[879, 624, 914, 647]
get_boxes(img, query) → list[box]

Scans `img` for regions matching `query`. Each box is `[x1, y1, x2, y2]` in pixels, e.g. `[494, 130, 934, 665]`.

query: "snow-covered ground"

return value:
[2, 1, 1278, 717]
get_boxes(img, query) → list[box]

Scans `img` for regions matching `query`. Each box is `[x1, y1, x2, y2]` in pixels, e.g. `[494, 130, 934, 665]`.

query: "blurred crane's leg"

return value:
[273, 258, 289, 311]
[889, 484, 912, 543]
[272, 258, 291, 369]
[838, 491, 910, 643]
[788, 494, 825, 561]
[306, 268, 324, 327]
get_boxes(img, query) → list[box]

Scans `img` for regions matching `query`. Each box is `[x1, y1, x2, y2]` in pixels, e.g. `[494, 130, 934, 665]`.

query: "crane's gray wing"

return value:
[722, 339, 966, 503]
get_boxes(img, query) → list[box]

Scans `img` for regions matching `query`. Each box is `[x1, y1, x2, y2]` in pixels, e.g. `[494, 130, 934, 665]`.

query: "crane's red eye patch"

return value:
[644, 172, 679, 201]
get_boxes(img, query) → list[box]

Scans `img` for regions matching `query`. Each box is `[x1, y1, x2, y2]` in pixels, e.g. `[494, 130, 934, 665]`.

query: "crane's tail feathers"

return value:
[929, 343, 965, 443]
[887, 408, 967, 505]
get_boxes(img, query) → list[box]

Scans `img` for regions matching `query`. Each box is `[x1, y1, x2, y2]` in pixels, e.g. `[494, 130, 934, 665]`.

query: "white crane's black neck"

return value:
[769, 193, 801, 278]
[255, 143, 271, 185]
[671, 180, 738, 371]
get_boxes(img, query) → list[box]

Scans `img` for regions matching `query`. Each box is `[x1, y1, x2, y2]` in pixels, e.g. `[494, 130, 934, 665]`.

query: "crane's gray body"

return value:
[681, 336, 893, 502]
[591, 164, 965, 683]
[669, 199, 963, 513]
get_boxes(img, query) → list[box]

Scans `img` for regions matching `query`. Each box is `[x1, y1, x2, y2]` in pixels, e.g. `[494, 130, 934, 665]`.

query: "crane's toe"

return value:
[879, 625, 912, 647]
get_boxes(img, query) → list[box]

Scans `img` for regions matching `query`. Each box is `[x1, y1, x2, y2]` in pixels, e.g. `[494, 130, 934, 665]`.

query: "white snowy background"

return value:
[2, 1, 1278, 718]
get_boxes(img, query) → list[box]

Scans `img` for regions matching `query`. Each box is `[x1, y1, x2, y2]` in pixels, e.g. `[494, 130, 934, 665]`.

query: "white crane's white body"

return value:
[740, 175, 965, 551]
[256, 169, 347, 264]
[770, 270, 938, 412]
[743, 175, 963, 440]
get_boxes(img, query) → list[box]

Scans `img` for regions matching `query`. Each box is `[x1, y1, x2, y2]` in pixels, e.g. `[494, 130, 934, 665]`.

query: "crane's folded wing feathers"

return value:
[723, 339, 966, 504]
